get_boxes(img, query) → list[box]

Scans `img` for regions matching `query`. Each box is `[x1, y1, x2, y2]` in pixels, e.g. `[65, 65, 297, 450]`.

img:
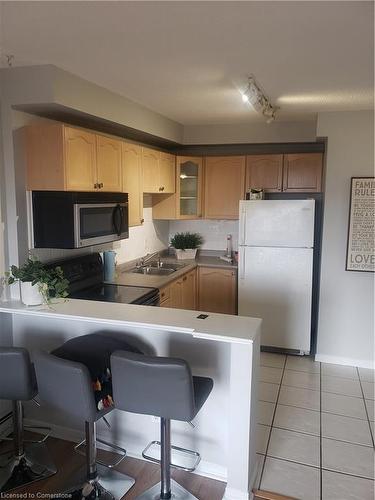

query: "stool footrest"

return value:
[74, 437, 127, 469]
[142, 440, 201, 472]
[23, 425, 52, 444]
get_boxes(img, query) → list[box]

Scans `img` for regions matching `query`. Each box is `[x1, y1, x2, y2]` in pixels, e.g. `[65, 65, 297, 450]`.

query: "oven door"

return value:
[74, 203, 129, 247]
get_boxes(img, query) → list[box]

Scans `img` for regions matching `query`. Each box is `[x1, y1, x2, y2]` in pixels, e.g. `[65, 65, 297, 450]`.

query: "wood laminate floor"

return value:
[0, 436, 226, 499]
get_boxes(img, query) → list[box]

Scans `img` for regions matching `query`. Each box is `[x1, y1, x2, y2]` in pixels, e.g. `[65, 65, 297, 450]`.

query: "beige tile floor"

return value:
[256, 352, 375, 500]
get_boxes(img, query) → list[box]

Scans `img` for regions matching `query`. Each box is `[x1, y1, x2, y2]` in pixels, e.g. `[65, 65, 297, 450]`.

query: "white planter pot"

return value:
[175, 248, 197, 260]
[20, 281, 44, 306]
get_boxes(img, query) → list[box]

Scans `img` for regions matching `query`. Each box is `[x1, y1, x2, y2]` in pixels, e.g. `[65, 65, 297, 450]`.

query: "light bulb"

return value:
[242, 93, 249, 103]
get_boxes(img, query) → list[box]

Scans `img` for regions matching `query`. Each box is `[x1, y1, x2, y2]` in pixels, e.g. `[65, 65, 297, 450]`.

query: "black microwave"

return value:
[32, 191, 129, 249]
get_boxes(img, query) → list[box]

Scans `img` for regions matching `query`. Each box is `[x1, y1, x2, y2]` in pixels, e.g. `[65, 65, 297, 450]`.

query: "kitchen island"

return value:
[0, 299, 260, 500]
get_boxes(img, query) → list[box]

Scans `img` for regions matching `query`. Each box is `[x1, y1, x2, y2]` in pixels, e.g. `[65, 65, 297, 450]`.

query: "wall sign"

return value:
[346, 177, 375, 272]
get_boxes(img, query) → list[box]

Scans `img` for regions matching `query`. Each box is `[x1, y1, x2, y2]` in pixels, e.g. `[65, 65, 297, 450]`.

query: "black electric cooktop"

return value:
[48, 253, 159, 306]
[70, 283, 159, 305]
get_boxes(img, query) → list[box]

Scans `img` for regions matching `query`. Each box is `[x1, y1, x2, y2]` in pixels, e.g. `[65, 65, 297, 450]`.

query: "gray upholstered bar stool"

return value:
[0, 347, 56, 492]
[34, 349, 135, 500]
[111, 351, 213, 500]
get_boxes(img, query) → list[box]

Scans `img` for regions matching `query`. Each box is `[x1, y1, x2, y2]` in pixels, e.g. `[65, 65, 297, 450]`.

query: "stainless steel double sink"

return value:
[131, 260, 187, 276]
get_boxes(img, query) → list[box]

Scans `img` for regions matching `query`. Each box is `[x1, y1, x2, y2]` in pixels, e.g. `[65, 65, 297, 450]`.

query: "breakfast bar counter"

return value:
[0, 299, 261, 500]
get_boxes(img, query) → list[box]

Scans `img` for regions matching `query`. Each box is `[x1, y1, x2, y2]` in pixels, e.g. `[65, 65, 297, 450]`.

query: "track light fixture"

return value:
[241, 76, 278, 123]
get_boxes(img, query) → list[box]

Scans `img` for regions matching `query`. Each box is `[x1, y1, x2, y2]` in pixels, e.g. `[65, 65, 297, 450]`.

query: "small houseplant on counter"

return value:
[170, 232, 203, 260]
[4, 257, 69, 306]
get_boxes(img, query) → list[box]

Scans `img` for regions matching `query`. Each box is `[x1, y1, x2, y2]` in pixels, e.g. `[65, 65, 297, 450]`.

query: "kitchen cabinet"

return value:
[159, 152, 176, 193]
[160, 268, 197, 310]
[122, 142, 144, 227]
[246, 154, 283, 193]
[96, 134, 122, 192]
[204, 156, 246, 219]
[198, 267, 237, 315]
[142, 147, 175, 194]
[181, 269, 197, 310]
[283, 153, 323, 192]
[26, 123, 122, 192]
[153, 156, 203, 220]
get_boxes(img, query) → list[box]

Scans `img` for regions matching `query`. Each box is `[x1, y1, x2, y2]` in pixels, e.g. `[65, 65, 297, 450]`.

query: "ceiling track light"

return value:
[242, 76, 279, 123]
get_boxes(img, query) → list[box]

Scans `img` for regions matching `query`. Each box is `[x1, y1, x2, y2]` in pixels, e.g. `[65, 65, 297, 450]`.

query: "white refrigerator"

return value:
[238, 199, 315, 354]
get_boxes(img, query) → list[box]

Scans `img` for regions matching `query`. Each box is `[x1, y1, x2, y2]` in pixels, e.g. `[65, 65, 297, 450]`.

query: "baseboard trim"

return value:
[314, 353, 374, 369]
[24, 417, 227, 483]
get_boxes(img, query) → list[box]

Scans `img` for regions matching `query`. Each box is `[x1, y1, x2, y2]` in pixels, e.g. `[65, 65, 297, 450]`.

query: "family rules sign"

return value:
[346, 177, 375, 272]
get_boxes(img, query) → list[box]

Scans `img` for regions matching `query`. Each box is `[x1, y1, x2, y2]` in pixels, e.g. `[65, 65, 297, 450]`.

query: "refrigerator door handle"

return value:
[239, 250, 246, 280]
[240, 208, 247, 245]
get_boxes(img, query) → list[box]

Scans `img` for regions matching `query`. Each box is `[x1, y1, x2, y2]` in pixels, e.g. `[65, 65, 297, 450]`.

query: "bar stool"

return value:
[111, 350, 213, 500]
[34, 333, 141, 500]
[0, 347, 56, 492]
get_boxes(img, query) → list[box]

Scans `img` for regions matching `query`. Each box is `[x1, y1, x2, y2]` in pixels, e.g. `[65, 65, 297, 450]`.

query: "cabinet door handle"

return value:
[94, 183, 98, 189]
[161, 186, 165, 191]
[140, 218, 145, 224]
[99, 182, 104, 189]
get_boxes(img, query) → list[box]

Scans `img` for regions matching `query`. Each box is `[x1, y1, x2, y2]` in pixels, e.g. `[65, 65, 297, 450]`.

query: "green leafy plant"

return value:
[5, 257, 69, 304]
[170, 232, 204, 250]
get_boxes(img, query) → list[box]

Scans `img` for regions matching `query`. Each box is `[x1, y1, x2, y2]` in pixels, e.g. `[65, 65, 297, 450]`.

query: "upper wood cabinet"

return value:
[142, 147, 175, 194]
[246, 154, 283, 193]
[64, 127, 97, 191]
[26, 123, 122, 192]
[283, 153, 323, 192]
[198, 267, 237, 315]
[152, 156, 203, 220]
[122, 142, 144, 227]
[96, 135, 122, 192]
[159, 152, 176, 193]
[204, 156, 246, 219]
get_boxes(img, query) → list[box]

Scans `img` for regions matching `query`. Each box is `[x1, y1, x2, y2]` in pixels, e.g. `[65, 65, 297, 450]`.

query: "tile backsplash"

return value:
[169, 219, 239, 252]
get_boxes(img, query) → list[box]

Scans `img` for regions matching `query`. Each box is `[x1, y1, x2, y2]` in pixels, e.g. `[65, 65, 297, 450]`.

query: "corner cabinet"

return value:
[152, 156, 203, 220]
[142, 147, 175, 194]
[204, 156, 246, 219]
[122, 142, 144, 227]
[198, 267, 237, 315]
[25, 123, 122, 192]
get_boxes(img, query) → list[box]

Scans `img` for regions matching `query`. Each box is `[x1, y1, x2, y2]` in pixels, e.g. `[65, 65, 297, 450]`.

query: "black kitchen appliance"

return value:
[32, 191, 129, 249]
[49, 253, 159, 306]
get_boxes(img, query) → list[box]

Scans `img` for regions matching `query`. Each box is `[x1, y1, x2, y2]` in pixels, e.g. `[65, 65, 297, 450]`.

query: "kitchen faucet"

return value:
[136, 252, 161, 268]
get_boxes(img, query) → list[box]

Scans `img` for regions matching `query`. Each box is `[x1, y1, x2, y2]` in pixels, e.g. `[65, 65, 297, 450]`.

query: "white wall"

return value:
[316, 111, 374, 369]
[183, 120, 317, 144]
[169, 219, 239, 252]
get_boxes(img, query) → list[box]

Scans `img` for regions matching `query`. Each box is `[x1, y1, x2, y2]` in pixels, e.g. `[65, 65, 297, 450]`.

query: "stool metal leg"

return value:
[63, 421, 135, 500]
[0, 401, 57, 492]
[137, 418, 198, 500]
[160, 419, 171, 499]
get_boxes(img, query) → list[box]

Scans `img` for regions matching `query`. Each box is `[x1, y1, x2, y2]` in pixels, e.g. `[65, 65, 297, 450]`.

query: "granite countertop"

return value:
[111, 250, 238, 289]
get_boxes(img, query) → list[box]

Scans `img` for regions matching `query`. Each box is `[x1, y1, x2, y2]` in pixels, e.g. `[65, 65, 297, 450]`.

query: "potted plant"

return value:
[4, 257, 69, 306]
[170, 232, 203, 260]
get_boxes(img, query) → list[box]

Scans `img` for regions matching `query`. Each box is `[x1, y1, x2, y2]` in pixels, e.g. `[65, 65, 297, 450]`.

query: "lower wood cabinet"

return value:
[198, 267, 237, 315]
[160, 268, 197, 310]
[160, 266, 237, 315]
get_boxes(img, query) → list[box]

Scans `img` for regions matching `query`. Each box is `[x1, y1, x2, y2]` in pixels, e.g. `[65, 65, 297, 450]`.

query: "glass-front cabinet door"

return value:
[177, 157, 203, 219]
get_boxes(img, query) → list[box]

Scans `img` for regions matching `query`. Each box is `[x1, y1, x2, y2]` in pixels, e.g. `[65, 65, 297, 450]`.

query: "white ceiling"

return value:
[1, 1, 373, 125]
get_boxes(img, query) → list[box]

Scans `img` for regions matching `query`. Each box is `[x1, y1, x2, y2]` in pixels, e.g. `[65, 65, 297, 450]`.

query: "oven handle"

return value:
[113, 204, 124, 236]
